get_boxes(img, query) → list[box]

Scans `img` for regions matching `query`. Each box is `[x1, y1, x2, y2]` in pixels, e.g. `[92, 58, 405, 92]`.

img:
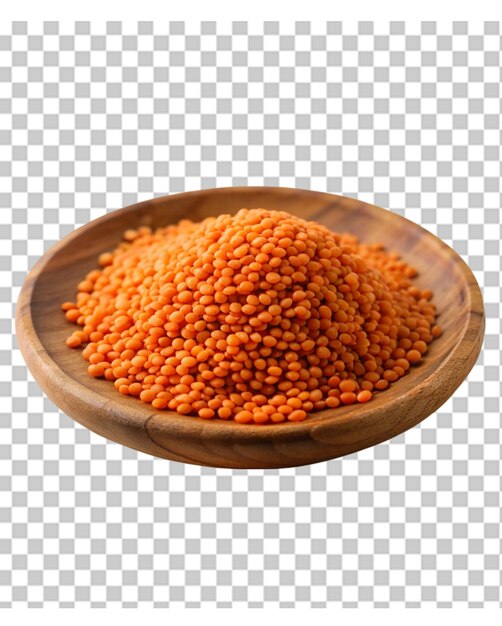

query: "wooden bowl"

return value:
[16, 187, 484, 469]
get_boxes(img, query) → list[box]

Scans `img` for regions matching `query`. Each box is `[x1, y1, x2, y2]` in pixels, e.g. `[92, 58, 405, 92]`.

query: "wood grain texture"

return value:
[16, 187, 485, 469]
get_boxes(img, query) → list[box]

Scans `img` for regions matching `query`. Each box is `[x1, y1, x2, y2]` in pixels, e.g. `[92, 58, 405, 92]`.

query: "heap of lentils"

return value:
[62, 208, 441, 424]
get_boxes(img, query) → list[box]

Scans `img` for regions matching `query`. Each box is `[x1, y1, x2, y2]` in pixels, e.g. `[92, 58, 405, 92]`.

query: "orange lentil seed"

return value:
[65, 334, 82, 348]
[340, 392, 357, 405]
[406, 349, 422, 363]
[357, 390, 372, 403]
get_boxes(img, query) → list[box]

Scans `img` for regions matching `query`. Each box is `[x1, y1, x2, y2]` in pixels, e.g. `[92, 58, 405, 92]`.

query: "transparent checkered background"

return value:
[0, 21, 500, 607]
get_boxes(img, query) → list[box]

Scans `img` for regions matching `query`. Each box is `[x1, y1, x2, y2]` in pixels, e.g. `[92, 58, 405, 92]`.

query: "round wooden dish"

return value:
[16, 187, 485, 469]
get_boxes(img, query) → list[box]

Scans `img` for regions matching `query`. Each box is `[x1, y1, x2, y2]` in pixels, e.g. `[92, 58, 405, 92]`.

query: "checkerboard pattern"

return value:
[0, 21, 500, 607]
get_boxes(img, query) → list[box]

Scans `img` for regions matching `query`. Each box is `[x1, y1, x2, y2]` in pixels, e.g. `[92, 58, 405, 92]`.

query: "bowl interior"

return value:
[30, 187, 471, 429]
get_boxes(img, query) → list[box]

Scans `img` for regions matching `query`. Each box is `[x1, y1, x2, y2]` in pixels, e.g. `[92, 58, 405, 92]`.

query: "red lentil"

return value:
[357, 390, 372, 404]
[63, 208, 441, 424]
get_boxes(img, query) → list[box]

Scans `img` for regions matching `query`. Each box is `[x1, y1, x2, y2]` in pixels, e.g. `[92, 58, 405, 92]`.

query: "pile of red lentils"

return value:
[62, 208, 441, 424]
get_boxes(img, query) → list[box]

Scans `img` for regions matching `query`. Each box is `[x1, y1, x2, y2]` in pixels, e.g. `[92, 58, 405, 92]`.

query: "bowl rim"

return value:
[16, 186, 486, 450]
